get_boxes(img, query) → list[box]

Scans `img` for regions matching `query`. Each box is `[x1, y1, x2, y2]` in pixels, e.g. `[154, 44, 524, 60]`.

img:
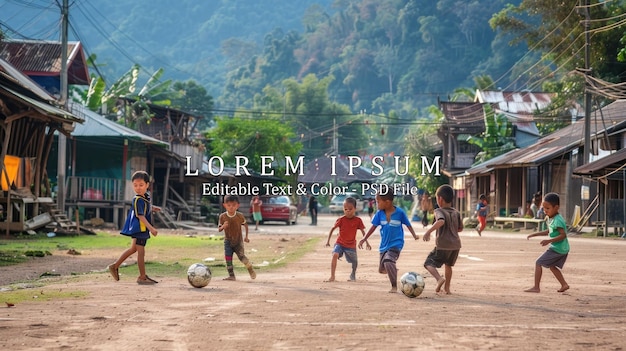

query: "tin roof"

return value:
[465, 100, 626, 175]
[0, 57, 55, 101]
[475, 90, 554, 115]
[573, 148, 626, 176]
[440, 101, 485, 127]
[0, 58, 82, 124]
[0, 40, 90, 85]
[69, 103, 168, 146]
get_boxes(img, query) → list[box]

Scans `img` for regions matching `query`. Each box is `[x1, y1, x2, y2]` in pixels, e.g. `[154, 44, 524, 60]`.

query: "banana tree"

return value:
[467, 104, 515, 165]
[71, 63, 139, 116]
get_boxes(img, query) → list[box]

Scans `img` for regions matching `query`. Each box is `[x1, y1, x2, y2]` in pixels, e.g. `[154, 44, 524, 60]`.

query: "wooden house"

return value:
[46, 103, 171, 228]
[0, 40, 89, 98]
[462, 99, 626, 229]
[118, 98, 217, 226]
[438, 90, 558, 215]
[0, 58, 82, 234]
[573, 143, 626, 236]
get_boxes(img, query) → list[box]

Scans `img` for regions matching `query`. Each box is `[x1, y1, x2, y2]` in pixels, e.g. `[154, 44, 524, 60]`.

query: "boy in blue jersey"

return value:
[359, 191, 418, 293]
[108, 171, 161, 285]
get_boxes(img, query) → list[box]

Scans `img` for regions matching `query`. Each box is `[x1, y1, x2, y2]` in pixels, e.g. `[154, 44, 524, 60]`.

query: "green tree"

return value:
[490, 0, 626, 105]
[279, 74, 366, 158]
[170, 80, 214, 132]
[206, 117, 302, 175]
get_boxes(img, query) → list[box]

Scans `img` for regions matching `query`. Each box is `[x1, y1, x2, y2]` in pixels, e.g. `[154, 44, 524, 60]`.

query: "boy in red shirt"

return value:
[325, 197, 370, 281]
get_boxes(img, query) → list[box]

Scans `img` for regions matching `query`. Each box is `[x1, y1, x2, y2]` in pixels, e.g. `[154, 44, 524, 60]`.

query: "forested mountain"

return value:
[0, 0, 333, 96]
[220, 0, 528, 116]
[1, 0, 524, 117]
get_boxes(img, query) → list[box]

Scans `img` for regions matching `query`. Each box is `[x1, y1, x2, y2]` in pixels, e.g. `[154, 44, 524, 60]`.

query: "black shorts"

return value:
[121, 231, 149, 246]
[536, 248, 568, 269]
[424, 247, 460, 268]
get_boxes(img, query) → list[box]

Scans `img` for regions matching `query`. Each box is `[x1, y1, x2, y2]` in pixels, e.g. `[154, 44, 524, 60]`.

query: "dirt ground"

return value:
[1, 214, 626, 351]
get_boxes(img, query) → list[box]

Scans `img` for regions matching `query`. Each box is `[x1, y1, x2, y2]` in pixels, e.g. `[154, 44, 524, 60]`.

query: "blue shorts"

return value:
[332, 244, 357, 264]
[252, 212, 262, 221]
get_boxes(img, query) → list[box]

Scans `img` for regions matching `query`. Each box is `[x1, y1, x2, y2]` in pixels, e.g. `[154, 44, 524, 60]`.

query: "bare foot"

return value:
[524, 287, 540, 293]
[325, 277, 335, 282]
[388, 287, 398, 293]
[435, 277, 446, 292]
[223, 276, 236, 281]
[558, 285, 570, 293]
[247, 266, 256, 279]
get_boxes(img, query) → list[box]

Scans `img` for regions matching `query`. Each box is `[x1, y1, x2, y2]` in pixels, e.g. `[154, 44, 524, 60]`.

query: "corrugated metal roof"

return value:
[0, 58, 82, 124]
[475, 90, 553, 114]
[0, 58, 55, 101]
[573, 148, 626, 176]
[0, 40, 89, 85]
[465, 99, 626, 174]
[0, 83, 82, 123]
[69, 103, 168, 146]
[440, 101, 485, 125]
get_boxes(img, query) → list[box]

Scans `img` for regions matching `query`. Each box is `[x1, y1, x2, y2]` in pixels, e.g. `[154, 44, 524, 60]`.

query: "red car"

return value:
[251, 195, 298, 225]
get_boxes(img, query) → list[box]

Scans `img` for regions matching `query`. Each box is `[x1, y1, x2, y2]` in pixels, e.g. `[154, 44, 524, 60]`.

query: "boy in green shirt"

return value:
[524, 192, 570, 293]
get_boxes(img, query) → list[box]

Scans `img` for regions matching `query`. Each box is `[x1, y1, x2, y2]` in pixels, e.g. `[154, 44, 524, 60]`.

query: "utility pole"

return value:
[583, 0, 591, 165]
[332, 117, 338, 155]
[57, 0, 69, 213]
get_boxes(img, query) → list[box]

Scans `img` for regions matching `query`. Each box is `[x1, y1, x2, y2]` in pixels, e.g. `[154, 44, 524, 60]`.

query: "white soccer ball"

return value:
[400, 271, 425, 298]
[187, 263, 212, 288]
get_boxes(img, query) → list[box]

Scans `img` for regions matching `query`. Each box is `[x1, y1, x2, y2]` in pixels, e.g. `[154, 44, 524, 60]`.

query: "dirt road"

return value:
[1, 214, 626, 350]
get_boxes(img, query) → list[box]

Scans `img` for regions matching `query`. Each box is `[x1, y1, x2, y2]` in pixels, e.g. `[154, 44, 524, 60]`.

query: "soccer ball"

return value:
[187, 263, 212, 288]
[400, 271, 425, 298]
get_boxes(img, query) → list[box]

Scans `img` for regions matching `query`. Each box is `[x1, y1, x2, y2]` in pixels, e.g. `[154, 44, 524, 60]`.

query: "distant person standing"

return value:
[308, 195, 318, 226]
[250, 195, 263, 230]
[420, 192, 432, 228]
[530, 194, 540, 218]
[367, 198, 375, 219]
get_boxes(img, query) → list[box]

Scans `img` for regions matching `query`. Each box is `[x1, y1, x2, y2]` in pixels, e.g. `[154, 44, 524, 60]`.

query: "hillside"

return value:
[0, 0, 334, 95]
[0, 0, 525, 114]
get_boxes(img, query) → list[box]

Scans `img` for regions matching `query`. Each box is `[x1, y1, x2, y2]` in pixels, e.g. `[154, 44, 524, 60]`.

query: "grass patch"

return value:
[0, 233, 322, 304]
[0, 288, 88, 305]
[0, 232, 226, 267]
[0, 250, 29, 266]
[0, 232, 130, 252]
[120, 236, 322, 279]
[0, 232, 321, 282]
